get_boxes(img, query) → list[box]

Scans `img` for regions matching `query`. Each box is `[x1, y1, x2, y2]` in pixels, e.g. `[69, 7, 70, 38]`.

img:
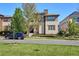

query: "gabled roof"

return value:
[60, 11, 79, 24]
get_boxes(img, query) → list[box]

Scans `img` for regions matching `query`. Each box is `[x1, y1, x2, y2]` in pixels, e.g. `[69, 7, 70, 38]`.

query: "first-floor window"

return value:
[48, 25, 55, 30]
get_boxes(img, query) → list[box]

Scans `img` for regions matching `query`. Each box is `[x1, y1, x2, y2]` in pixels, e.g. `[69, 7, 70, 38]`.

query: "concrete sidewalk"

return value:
[0, 39, 79, 46]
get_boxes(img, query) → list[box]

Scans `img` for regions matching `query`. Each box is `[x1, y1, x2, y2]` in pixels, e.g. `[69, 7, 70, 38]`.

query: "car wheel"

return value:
[18, 37, 21, 40]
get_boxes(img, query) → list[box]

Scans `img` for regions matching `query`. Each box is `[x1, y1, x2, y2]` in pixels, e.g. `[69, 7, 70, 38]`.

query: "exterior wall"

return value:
[45, 18, 58, 34]
[39, 15, 45, 34]
[59, 19, 68, 31]
[39, 22, 44, 34]
[2, 22, 11, 31]
[0, 18, 2, 31]
[0, 15, 11, 31]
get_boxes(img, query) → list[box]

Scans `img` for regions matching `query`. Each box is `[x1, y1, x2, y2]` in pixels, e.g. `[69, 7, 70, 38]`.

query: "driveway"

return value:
[0, 39, 79, 46]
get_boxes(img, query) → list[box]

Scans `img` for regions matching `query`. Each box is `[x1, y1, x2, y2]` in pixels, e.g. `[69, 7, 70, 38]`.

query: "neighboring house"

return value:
[38, 9, 59, 34]
[59, 11, 79, 32]
[0, 14, 11, 31]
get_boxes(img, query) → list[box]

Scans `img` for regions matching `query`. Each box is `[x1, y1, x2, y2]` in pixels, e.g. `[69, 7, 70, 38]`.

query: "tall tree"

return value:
[11, 8, 26, 33]
[33, 13, 40, 34]
[22, 3, 39, 35]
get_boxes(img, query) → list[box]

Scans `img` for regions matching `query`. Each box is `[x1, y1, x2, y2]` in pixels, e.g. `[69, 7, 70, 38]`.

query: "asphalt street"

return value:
[0, 39, 79, 46]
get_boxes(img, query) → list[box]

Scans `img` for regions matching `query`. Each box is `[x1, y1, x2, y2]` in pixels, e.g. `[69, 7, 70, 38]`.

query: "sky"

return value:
[0, 3, 79, 22]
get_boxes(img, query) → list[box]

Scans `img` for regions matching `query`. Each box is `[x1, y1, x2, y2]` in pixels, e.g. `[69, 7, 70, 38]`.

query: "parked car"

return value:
[5, 32, 24, 40]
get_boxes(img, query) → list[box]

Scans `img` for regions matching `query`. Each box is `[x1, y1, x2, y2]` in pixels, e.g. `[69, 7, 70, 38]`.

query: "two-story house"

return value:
[38, 9, 59, 34]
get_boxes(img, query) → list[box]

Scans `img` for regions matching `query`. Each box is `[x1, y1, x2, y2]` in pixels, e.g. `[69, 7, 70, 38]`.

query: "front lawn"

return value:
[0, 43, 79, 56]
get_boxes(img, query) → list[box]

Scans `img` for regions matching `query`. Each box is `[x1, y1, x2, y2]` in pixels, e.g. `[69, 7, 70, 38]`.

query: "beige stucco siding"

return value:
[39, 21, 44, 34]
[0, 18, 2, 31]
[2, 22, 10, 31]
[45, 19, 58, 34]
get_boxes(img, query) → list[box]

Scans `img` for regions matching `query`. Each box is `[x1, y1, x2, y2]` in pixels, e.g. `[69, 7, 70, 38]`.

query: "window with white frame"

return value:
[48, 25, 55, 30]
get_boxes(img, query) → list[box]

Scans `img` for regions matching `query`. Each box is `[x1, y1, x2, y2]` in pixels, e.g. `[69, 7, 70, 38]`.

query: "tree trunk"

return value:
[27, 27, 29, 37]
[34, 27, 37, 34]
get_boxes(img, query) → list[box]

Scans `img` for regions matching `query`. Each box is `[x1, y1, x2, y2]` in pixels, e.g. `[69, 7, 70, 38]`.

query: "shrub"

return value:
[58, 30, 66, 36]
[0, 31, 11, 36]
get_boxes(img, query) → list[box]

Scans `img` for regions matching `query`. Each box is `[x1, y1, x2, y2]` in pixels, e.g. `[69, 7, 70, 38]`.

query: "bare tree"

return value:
[22, 3, 40, 36]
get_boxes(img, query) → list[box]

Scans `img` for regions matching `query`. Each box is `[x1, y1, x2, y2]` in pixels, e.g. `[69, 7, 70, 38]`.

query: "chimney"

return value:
[44, 9, 48, 15]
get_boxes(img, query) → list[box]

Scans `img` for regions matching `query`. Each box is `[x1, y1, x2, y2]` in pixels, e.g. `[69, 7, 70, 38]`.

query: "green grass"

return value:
[0, 43, 79, 56]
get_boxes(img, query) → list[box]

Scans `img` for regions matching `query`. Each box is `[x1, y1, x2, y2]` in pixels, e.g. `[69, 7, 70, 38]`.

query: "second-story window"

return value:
[47, 16, 55, 21]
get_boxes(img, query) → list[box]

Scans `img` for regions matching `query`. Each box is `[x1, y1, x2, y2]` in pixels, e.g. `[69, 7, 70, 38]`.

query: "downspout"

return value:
[44, 16, 46, 35]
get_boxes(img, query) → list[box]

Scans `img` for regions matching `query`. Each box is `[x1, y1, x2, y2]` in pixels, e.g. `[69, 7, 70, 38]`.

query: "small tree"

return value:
[67, 17, 79, 36]
[67, 17, 76, 35]
[11, 8, 26, 33]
